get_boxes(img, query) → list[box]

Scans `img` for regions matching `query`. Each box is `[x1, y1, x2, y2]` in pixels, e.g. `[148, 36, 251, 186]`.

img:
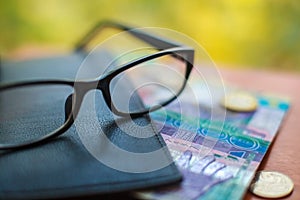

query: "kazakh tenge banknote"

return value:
[135, 75, 289, 200]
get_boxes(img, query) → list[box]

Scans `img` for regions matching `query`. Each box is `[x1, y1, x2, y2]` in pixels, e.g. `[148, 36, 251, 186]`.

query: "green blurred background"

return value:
[1, 0, 299, 71]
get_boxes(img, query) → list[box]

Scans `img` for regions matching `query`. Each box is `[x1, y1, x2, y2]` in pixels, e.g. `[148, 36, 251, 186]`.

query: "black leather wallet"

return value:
[0, 51, 181, 199]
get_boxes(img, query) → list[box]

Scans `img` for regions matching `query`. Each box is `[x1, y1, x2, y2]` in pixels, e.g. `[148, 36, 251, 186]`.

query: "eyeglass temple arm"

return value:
[75, 20, 183, 52]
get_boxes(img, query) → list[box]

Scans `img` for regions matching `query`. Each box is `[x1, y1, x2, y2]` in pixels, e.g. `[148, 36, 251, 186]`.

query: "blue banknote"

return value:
[135, 80, 289, 200]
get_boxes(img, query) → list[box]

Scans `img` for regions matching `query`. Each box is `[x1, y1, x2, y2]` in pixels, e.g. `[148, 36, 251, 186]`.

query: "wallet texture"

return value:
[0, 51, 181, 199]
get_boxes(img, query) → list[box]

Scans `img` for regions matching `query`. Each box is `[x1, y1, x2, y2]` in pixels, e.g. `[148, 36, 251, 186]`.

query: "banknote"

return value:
[135, 78, 290, 200]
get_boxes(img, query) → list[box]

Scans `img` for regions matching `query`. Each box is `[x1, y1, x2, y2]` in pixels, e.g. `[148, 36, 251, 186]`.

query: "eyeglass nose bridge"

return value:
[64, 79, 112, 123]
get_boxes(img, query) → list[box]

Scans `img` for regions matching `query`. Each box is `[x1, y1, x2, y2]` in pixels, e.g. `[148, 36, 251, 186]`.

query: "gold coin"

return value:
[222, 91, 257, 112]
[250, 171, 294, 198]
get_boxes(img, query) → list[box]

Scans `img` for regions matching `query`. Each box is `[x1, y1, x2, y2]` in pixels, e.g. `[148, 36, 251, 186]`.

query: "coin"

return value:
[222, 91, 257, 112]
[250, 171, 294, 198]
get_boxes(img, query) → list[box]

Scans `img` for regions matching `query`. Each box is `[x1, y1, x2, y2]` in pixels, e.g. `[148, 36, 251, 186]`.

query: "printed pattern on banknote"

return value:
[136, 80, 289, 200]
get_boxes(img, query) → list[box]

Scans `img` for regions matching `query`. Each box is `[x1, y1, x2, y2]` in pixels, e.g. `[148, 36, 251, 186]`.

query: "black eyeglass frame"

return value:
[0, 21, 194, 150]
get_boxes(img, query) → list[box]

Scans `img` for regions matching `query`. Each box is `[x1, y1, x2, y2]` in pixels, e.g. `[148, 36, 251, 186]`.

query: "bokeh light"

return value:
[1, 0, 299, 71]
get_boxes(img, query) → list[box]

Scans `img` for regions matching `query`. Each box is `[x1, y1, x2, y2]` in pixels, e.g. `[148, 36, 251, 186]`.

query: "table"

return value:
[6, 48, 300, 199]
[220, 68, 300, 199]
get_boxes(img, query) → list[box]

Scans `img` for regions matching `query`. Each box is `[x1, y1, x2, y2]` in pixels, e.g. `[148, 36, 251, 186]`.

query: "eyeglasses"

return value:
[0, 21, 194, 150]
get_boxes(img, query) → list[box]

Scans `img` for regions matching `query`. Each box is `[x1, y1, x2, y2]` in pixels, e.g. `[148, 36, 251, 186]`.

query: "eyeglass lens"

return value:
[0, 84, 74, 146]
[110, 53, 187, 114]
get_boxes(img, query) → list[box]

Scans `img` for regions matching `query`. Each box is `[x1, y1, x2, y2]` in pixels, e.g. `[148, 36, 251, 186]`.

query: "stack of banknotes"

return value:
[135, 70, 290, 200]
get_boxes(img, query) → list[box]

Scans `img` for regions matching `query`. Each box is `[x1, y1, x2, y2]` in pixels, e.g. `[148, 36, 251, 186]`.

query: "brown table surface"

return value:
[7, 48, 300, 199]
[220, 68, 300, 200]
